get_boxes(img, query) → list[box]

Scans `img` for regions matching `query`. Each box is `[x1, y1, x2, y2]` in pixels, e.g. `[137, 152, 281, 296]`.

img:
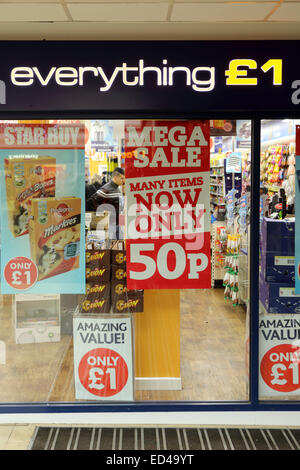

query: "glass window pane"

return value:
[259, 119, 300, 401]
[0, 119, 250, 404]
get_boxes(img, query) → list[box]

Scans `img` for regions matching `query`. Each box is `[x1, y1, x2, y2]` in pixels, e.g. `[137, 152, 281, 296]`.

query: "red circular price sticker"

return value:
[260, 343, 300, 393]
[4, 257, 38, 290]
[78, 348, 128, 398]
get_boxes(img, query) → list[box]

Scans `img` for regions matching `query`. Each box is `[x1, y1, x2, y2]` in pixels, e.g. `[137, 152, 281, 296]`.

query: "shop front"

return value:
[1, 40, 300, 423]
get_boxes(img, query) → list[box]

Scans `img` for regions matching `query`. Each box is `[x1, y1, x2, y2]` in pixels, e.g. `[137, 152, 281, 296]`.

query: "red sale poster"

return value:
[125, 120, 211, 289]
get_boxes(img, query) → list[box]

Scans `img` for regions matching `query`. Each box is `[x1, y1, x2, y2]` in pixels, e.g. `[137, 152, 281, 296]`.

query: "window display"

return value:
[258, 120, 300, 400]
[0, 123, 86, 295]
[0, 118, 251, 404]
[7, 118, 300, 404]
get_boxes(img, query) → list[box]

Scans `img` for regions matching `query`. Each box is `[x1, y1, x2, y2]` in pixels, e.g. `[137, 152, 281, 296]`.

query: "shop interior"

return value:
[0, 118, 298, 403]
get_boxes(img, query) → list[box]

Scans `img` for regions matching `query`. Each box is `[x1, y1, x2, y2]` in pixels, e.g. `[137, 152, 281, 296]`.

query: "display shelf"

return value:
[210, 157, 225, 223]
[238, 229, 250, 306]
[211, 221, 227, 287]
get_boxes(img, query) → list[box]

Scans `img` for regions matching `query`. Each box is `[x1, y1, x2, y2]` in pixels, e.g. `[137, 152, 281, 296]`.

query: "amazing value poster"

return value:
[0, 123, 86, 294]
[124, 120, 211, 290]
[73, 316, 134, 401]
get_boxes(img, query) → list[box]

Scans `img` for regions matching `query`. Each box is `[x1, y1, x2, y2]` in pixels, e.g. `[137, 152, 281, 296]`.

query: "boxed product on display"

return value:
[80, 240, 144, 315]
[85, 262, 111, 283]
[111, 287, 144, 313]
[5, 155, 56, 237]
[83, 242, 112, 313]
[86, 246, 110, 267]
[260, 254, 295, 283]
[79, 291, 111, 314]
[259, 273, 300, 314]
[260, 217, 295, 283]
[28, 196, 81, 281]
[111, 264, 127, 282]
[13, 294, 60, 344]
[110, 240, 144, 313]
[111, 240, 126, 266]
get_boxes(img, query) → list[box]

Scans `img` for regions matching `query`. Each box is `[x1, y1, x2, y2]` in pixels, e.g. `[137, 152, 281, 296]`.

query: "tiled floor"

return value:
[0, 424, 36, 450]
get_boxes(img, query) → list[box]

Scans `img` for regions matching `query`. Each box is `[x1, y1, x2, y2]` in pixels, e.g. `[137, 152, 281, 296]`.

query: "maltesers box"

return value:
[259, 273, 300, 314]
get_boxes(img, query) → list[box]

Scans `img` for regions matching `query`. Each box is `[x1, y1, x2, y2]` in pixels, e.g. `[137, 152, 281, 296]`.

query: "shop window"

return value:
[259, 119, 300, 401]
[0, 119, 250, 404]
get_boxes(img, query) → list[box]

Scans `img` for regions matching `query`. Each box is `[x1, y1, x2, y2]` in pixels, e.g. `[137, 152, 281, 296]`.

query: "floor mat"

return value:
[28, 426, 300, 450]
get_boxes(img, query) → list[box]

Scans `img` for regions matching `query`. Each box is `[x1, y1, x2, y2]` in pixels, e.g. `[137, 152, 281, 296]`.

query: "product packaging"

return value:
[260, 217, 295, 283]
[5, 155, 56, 237]
[259, 273, 300, 314]
[112, 290, 144, 313]
[83, 242, 112, 313]
[28, 196, 81, 281]
[111, 240, 127, 266]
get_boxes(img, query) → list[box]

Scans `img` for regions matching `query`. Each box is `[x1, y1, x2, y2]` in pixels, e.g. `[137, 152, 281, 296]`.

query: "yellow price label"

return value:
[225, 58, 283, 86]
[225, 59, 258, 85]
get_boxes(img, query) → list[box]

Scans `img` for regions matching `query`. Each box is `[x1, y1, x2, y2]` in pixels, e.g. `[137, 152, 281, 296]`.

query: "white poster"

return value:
[259, 310, 300, 397]
[73, 316, 134, 401]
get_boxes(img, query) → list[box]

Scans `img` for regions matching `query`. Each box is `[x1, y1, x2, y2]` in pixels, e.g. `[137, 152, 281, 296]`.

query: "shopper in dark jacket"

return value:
[86, 167, 125, 239]
[85, 182, 97, 200]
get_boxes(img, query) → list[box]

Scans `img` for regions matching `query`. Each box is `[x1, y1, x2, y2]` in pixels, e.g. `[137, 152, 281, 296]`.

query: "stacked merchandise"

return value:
[260, 143, 294, 193]
[110, 240, 144, 314]
[82, 243, 111, 313]
[223, 234, 240, 306]
[214, 226, 227, 270]
[210, 155, 226, 221]
[241, 152, 251, 194]
[260, 217, 300, 314]
[80, 240, 144, 315]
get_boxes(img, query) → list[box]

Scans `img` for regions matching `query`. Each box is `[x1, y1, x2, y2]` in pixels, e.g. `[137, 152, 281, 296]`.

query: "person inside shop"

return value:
[85, 180, 97, 201]
[86, 167, 125, 239]
[101, 171, 107, 186]
[90, 172, 107, 190]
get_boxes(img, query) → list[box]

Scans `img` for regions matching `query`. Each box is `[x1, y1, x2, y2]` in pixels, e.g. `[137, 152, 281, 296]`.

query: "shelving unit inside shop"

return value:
[211, 221, 227, 287]
[238, 227, 250, 306]
[210, 155, 226, 222]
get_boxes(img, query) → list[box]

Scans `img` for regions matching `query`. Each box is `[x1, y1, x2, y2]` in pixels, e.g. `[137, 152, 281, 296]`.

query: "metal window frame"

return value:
[0, 112, 299, 415]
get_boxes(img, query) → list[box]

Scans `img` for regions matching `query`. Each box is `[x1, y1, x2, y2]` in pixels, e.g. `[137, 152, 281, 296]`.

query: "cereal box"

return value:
[28, 197, 81, 281]
[5, 155, 56, 237]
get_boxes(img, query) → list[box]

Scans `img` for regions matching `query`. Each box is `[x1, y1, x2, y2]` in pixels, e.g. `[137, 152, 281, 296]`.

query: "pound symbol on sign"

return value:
[271, 364, 287, 385]
[88, 367, 104, 390]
